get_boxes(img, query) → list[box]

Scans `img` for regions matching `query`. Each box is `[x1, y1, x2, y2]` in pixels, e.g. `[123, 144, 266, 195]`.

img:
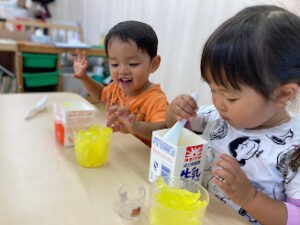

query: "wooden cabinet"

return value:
[16, 41, 106, 92]
[0, 19, 106, 92]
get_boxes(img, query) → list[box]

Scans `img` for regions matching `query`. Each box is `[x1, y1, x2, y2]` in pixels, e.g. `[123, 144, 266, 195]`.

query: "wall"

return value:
[48, 0, 84, 27]
[49, 0, 300, 106]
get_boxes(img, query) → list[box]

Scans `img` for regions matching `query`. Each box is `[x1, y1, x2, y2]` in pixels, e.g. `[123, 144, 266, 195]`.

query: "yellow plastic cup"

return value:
[74, 125, 112, 167]
[149, 177, 209, 225]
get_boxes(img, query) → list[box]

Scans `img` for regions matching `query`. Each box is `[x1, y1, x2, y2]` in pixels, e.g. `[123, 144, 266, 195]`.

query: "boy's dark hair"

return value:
[104, 20, 158, 59]
[201, 5, 300, 99]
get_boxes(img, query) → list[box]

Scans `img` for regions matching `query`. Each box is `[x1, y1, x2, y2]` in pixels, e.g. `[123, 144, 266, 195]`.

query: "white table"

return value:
[0, 92, 250, 225]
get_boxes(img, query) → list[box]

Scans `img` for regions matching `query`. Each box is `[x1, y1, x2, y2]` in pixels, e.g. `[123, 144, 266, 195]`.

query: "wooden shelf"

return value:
[0, 19, 106, 93]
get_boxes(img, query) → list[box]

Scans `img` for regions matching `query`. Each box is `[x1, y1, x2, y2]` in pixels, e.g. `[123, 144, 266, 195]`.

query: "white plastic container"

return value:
[53, 101, 98, 147]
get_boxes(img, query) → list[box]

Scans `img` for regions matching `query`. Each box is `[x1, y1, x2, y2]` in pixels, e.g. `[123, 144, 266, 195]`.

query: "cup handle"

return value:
[118, 185, 128, 202]
[138, 186, 146, 200]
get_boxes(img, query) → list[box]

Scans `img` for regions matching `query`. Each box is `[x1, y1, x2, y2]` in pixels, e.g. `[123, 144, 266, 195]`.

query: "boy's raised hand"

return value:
[73, 49, 89, 79]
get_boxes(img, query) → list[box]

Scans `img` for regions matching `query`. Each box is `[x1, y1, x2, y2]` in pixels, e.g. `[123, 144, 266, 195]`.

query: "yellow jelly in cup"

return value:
[74, 125, 112, 167]
[150, 177, 209, 225]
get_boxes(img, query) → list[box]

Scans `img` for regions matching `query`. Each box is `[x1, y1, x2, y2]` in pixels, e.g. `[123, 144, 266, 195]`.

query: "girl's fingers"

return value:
[213, 154, 240, 184]
[182, 95, 198, 109]
[215, 154, 238, 172]
[173, 94, 198, 118]
[213, 167, 233, 185]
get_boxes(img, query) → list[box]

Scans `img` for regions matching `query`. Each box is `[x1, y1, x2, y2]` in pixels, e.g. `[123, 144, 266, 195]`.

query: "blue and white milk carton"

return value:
[149, 128, 207, 183]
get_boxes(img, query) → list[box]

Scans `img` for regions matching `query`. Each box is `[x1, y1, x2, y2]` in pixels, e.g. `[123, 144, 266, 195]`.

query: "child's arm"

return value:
[106, 105, 166, 140]
[213, 154, 288, 225]
[166, 94, 198, 127]
[131, 120, 167, 140]
[73, 49, 104, 101]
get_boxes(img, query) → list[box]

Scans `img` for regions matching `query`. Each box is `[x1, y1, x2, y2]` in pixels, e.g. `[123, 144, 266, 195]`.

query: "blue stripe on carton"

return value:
[152, 136, 176, 157]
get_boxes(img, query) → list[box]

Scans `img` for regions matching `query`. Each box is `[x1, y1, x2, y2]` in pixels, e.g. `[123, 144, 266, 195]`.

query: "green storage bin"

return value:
[92, 74, 104, 83]
[23, 71, 59, 87]
[22, 53, 58, 69]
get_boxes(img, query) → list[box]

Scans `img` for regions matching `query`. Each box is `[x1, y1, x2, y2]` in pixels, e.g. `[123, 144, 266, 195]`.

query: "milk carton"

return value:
[53, 101, 98, 147]
[149, 128, 207, 183]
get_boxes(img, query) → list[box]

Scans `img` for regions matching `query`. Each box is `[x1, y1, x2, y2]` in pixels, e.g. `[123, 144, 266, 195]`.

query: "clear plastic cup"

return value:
[149, 177, 209, 225]
[117, 184, 146, 220]
[74, 125, 112, 167]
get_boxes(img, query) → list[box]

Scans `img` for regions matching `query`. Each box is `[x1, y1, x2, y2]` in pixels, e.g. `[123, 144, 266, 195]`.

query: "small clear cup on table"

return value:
[149, 176, 209, 225]
[74, 125, 112, 167]
[117, 184, 146, 220]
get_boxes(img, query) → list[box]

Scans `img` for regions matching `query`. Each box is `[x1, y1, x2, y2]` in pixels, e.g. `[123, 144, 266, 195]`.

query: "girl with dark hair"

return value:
[167, 5, 300, 225]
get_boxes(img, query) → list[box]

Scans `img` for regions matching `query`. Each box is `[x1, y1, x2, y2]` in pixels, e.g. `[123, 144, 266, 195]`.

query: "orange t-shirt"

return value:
[101, 82, 168, 146]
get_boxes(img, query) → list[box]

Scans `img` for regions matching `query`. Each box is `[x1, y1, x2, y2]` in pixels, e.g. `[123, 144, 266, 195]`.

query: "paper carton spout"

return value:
[163, 93, 198, 145]
[163, 119, 187, 145]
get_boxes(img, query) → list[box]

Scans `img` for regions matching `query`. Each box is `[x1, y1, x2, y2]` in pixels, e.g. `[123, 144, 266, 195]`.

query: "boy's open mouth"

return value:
[119, 78, 133, 84]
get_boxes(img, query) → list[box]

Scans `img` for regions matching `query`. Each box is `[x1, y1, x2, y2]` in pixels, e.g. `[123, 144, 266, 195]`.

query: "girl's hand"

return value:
[212, 154, 257, 207]
[72, 49, 88, 79]
[169, 94, 198, 121]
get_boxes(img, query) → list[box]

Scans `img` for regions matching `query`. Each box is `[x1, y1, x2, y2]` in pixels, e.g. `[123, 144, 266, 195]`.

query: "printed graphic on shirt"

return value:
[276, 144, 300, 184]
[267, 129, 294, 145]
[197, 108, 216, 132]
[273, 182, 286, 201]
[228, 136, 264, 166]
[238, 208, 258, 223]
[203, 145, 214, 173]
[205, 176, 229, 203]
[201, 109, 300, 225]
[210, 119, 228, 140]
